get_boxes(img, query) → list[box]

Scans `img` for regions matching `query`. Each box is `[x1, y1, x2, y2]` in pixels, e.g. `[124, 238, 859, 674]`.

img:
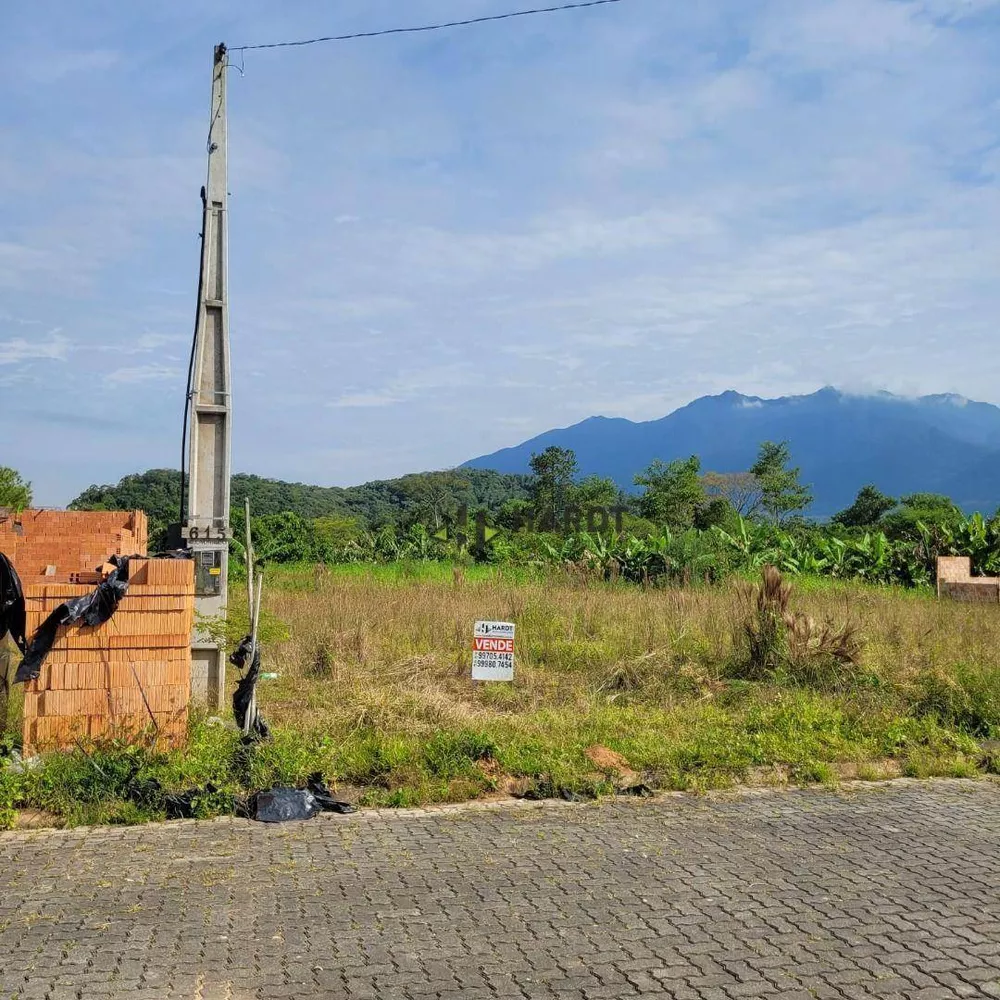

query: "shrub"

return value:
[729, 566, 863, 688]
[731, 566, 790, 680]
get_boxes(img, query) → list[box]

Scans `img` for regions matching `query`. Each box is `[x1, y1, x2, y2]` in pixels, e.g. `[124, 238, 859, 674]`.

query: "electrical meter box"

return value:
[194, 548, 224, 596]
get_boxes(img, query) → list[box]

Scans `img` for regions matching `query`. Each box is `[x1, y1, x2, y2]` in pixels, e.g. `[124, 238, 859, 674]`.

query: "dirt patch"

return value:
[13, 809, 63, 830]
[475, 758, 534, 798]
[584, 745, 642, 788]
[584, 745, 631, 772]
[746, 764, 791, 787]
[849, 759, 903, 780]
[476, 757, 505, 782]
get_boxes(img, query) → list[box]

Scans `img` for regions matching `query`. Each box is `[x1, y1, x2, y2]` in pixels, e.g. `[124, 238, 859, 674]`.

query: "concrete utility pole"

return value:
[184, 42, 232, 708]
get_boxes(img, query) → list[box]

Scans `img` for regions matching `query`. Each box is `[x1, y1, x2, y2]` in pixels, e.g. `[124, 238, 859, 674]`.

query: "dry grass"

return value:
[262, 565, 997, 722]
[232, 562, 1000, 803]
[265, 567, 733, 732]
[5, 561, 997, 826]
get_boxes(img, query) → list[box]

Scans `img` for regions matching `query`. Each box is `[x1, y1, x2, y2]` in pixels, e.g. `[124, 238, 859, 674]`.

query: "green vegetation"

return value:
[527, 446, 580, 528]
[3, 441, 990, 828]
[831, 485, 897, 529]
[3, 562, 998, 828]
[199, 506, 1000, 594]
[65, 444, 1000, 590]
[750, 440, 814, 523]
[71, 467, 531, 550]
[0, 467, 31, 511]
[634, 456, 705, 529]
[64, 442, 1000, 587]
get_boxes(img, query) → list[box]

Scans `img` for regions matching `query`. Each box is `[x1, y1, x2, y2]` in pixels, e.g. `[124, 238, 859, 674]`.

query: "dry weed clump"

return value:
[733, 565, 792, 679]
[784, 612, 862, 689]
[729, 566, 863, 689]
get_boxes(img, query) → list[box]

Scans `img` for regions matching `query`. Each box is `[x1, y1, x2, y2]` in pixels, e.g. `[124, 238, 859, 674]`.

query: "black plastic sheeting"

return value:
[15, 555, 130, 683]
[247, 773, 355, 823]
[161, 773, 355, 823]
[0, 552, 26, 654]
[230, 634, 270, 740]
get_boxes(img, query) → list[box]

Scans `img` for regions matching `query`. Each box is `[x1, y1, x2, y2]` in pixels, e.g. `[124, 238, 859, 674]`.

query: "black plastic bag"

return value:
[248, 773, 355, 823]
[251, 787, 320, 823]
[0, 552, 26, 653]
[306, 771, 356, 815]
[15, 555, 130, 683]
[230, 634, 269, 740]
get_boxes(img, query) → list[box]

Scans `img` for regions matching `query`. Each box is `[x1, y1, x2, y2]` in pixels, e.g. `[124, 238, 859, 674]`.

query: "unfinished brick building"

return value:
[1, 510, 193, 753]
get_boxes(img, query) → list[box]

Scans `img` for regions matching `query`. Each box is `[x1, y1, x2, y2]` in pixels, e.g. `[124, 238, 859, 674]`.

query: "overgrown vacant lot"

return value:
[254, 563, 1000, 800]
[3, 563, 1000, 827]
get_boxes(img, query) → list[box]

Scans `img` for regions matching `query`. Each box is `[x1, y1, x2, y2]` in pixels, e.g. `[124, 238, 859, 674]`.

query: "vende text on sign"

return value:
[472, 621, 515, 681]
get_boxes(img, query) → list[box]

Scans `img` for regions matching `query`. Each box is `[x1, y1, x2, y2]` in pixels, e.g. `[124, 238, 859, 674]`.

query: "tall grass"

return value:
[3, 563, 998, 827]
[254, 564, 999, 796]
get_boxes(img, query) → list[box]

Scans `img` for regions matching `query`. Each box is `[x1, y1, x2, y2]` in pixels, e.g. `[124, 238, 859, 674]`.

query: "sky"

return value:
[1, 0, 999, 506]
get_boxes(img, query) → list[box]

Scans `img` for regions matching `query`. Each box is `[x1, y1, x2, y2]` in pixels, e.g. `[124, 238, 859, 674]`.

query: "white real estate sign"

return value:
[472, 621, 515, 681]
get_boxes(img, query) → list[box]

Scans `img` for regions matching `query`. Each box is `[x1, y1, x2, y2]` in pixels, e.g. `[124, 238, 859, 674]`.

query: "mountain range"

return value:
[462, 388, 1000, 518]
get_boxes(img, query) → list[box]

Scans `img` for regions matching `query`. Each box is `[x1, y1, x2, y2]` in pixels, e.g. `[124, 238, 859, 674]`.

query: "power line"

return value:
[231, 0, 629, 52]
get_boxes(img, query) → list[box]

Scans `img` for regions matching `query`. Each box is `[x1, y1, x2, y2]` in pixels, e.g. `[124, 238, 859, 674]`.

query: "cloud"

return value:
[26, 49, 120, 83]
[0, 333, 69, 365]
[921, 0, 1000, 21]
[0, 242, 55, 290]
[331, 363, 479, 410]
[106, 364, 182, 384]
[751, 0, 937, 69]
[384, 207, 722, 280]
[331, 392, 404, 408]
[0, 312, 44, 328]
[3, 0, 1000, 503]
[95, 332, 188, 355]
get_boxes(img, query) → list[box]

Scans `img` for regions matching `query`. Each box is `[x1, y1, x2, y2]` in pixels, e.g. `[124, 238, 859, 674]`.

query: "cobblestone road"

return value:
[2, 779, 999, 1000]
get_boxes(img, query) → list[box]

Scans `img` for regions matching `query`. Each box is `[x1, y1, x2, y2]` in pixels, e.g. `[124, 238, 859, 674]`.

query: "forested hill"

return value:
[464, 387, 1000, 518]
[70, 467, 531, 536]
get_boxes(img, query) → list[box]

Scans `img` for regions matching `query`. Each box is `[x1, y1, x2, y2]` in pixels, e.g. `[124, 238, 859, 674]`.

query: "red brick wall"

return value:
[1, 509, 148, 584]
[20, 557, 193, 753]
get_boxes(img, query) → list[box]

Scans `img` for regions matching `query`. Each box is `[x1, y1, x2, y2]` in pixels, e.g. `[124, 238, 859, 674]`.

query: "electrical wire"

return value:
[179, 187, 208, 531]
[231, 0, 628, 51]
[190, 0, 630, 528]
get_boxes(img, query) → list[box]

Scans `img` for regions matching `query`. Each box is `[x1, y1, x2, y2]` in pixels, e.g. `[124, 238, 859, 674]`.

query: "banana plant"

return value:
[711, 517, 772, 570]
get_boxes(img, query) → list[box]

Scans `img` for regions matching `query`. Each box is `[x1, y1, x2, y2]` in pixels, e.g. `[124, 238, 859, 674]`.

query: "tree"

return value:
[832, 485, 896, 529]
[572, 475, 622, 511]
[693, 497, 735, 531]
[0, 467, 31, 511]
[882, 493, 964, 541]
[528, 446, 578, 530]
[496, 497, 535, 531]
[749, 442, 812, 523]
[69, 467, 532, 535]
[313, 516, 361, 556]
[399, 471, 471, 529]
[633, 456, 705, 529]
[701, 471, 762, 518]
[253, 512, 316, 563]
